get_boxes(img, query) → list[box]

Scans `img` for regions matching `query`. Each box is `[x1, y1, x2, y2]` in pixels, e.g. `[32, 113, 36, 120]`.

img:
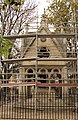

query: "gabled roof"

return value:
[22, 12, 65, 58]
[22, 37, 35, 58]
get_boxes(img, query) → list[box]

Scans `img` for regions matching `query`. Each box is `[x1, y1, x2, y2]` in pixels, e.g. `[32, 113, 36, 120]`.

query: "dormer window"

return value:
[38, 47, 49, 58]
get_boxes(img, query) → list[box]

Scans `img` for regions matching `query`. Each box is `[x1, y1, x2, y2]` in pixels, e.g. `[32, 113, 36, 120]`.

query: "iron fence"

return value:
[0, 91, 78, 120]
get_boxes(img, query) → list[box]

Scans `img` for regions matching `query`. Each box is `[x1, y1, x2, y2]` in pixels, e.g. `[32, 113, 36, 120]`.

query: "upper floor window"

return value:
[38, 47, 49, 58]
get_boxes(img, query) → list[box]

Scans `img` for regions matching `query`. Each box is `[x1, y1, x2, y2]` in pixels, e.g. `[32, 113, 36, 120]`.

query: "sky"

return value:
[35, 0, 54, 31]
[36, 0, 49, 18]
[28, 0, 49, 32]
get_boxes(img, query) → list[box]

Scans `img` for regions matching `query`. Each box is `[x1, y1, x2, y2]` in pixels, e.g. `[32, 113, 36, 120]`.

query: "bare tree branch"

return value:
[0, 0, 37, 84]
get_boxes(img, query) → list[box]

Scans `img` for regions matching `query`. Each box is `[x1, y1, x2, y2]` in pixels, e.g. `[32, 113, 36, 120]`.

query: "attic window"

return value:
[38, 47, 49, 58]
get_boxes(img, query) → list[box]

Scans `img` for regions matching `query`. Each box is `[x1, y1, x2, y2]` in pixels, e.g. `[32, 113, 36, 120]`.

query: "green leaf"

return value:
[20, 0, 24, 4]
[47, 0, 78, 32]
[5, 0, 10, 5]
[13, 5, 20, 9]
[0, 36, 13, 56]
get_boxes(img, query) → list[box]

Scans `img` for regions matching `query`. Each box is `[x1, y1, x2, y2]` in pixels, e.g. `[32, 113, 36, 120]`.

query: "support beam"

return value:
[0, 82, 78, 87]
[36, 83, 78, 87]
[0, 82, 36, 87]
[1, 57, 36, 63]
[1, 57, 77, 63]
[38, 58, 77, 61]
[3, 33, 78, 39]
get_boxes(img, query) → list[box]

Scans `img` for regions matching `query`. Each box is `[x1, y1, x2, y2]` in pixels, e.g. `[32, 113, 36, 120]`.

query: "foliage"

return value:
[0, 0, 37, 84]
[47, 0, 78, 32]
[0, 0, 36, 55]
[0, 0, 24, 10]
[0, 36, 13, 56]
[47, 0, 78, 73]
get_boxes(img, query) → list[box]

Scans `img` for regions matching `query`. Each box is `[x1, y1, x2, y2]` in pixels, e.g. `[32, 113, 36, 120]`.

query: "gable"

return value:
[24, 38, 36, 58]
[23, 37, 64, 59]
[23, 25, 65, 59]
[22, 37, 35, 58]
[22, 12, 65, 66]
[22, 36, 66, 66]
[39, 26, 65, 57]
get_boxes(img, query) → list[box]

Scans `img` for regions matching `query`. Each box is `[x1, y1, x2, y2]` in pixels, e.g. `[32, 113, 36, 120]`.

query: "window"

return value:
[38, 47, 49, 58]
[38, 69, 48, 83]
[27, 69, 33, 78]
[25, 69, 35, 81]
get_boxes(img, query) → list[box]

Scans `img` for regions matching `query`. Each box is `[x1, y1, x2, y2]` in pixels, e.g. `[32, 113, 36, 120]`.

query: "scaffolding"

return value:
[0, 13, 78, 119]
[1, 23, 78, 89]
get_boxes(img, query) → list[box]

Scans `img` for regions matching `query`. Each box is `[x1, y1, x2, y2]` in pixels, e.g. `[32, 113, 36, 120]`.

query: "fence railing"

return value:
[0, 91, 78, 120]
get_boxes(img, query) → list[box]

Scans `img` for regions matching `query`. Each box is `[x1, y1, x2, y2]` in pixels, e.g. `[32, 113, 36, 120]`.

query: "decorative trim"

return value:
[40, 38, 46, 42]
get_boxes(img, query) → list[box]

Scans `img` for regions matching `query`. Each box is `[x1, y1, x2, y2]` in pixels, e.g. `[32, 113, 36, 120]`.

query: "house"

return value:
[19, 11, 68, 96]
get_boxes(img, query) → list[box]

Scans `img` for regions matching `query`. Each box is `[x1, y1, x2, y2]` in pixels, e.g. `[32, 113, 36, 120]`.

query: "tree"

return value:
[0, 0, 24, 10]
[47, 0, 78, 32]
[0, 0, 37, 57]
[0, 0, 37, 84]
[46, 0, 78, 82]
[47, 0, 78, 57]
[0, 0, 37, 35]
